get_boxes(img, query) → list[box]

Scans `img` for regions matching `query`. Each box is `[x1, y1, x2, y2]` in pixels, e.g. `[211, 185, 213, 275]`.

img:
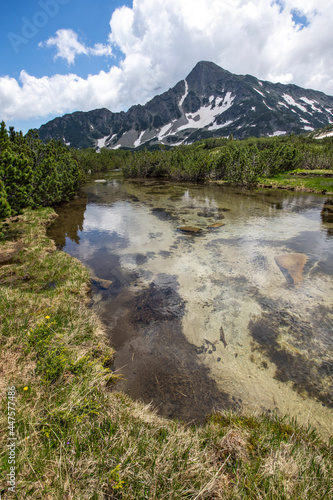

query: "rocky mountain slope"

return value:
[37, 61, 333, 149]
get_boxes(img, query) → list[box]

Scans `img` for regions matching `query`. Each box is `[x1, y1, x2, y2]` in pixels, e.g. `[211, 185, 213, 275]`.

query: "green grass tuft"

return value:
[258, 173, 333, 192]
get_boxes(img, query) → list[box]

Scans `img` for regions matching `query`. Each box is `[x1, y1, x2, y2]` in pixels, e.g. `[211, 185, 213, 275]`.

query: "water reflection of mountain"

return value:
[321, 198, 333, 238]
[46, 192, 87, 249]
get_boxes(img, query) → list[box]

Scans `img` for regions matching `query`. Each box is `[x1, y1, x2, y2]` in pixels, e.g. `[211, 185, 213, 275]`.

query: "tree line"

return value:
[75, 133, 333, 184]
[119, 134, 333, 183]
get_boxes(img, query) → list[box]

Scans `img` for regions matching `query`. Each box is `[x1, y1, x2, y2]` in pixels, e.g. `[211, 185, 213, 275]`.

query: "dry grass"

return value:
[1, 208, 332, 499]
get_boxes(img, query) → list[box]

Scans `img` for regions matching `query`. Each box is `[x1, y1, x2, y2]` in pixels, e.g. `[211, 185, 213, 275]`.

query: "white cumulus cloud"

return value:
[1, 0, 333, 126]
[39, 29, 112, 65]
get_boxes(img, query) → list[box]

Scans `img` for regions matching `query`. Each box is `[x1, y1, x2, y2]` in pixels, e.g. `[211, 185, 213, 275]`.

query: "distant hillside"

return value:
[37, 61, 333, 149]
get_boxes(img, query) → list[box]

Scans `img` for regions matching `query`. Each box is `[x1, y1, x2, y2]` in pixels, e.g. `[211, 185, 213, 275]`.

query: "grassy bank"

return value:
[257, 171, 333, 194]
[1, 209, 333, 499]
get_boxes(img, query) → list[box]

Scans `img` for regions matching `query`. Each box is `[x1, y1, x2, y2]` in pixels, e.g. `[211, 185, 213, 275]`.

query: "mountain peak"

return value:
[189, 60, 229, 73]
[37, 61, 333, 149]
[186, 61, 232, 85]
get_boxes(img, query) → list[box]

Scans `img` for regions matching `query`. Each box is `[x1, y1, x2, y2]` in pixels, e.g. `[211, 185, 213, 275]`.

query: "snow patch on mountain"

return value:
[220, 92, 234, 109]
[300, 96, 318, 105]
[208, 119, 234, 131]
[134, 130, 146, 148]
[283, 94, 307, 113]
[253, 87, 265, 97]
[97, 135, 109, 149]
[300, 96, 321, 112]
[158, 122, 175, 140]
[179, 80, 189, 108]
[175, 92, 234, 132]
[269, 131, 287, 137]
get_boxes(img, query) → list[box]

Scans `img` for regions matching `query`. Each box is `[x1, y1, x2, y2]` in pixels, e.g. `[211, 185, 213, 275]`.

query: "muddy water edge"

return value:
[47, 172, 333, 438]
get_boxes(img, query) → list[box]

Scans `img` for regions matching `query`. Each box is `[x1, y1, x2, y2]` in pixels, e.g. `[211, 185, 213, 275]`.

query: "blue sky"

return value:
[0, 0, 332, 134]
[2, 1, 128, 78]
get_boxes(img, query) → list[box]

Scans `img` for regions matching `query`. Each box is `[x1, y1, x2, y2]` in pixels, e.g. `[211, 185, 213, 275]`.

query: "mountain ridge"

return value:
[37, 61, 333, 149]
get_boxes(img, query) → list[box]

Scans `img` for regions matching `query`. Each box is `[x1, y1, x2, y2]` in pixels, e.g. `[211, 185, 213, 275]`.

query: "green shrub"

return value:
[0, 122, 83, 220]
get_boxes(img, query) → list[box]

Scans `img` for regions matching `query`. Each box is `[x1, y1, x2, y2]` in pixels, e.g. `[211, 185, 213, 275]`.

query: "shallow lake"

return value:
[47, 172, 333, 437]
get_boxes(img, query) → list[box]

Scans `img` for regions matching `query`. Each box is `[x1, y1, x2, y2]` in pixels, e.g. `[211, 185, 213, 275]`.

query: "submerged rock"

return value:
[178, 226, 202, 233]
[91, 277, 112, 289]
[274, 253, 308, 287]
[132, 277, 185, 324]
[207, 223, 225, 228]
[197, 210, 225, 219]
[151, 207, 178, 221]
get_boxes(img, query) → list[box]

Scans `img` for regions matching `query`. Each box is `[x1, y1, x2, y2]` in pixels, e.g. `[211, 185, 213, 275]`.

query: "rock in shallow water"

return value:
[274, 253, 308, 287]
[91, 277, 113, 289]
